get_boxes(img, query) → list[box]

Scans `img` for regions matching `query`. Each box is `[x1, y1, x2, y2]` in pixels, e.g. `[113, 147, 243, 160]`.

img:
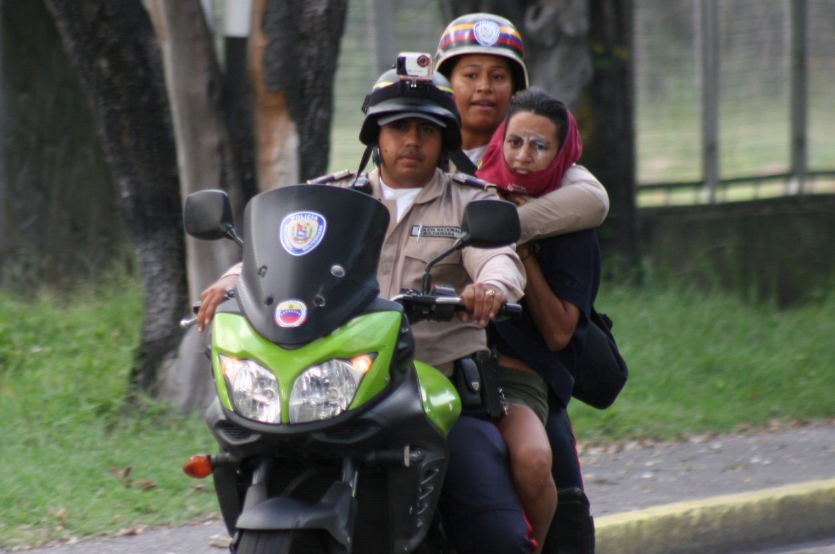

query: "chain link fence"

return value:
[325, 1, 835, 206]
[634, 0, 835, 206]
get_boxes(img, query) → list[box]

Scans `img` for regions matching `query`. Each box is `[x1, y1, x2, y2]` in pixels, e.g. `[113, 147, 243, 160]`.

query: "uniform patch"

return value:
[473, 20, 500, 46]
[280, 212, 326, 256]
[410, 225, 462, 239]
[275, 300, 308, 328]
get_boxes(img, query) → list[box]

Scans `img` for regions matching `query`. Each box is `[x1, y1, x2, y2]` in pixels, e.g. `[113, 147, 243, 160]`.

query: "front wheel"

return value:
[235, 530, 328, 554]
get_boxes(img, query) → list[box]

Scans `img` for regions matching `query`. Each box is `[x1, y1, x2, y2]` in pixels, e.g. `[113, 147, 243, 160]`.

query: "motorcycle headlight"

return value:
[219, 355, 281, 424]
[289, 354, 375, 424]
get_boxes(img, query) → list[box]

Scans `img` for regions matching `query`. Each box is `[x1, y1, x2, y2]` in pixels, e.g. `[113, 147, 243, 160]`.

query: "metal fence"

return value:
[325, 0, 835, 206]
[634, 0, 835, 206]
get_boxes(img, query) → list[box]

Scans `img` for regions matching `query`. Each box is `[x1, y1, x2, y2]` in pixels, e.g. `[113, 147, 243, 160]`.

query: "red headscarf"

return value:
[476, 109, 583, 198]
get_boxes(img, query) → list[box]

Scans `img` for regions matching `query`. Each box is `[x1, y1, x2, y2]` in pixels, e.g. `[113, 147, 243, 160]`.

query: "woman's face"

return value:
[448, 54, 515, 143]
[503, 111, 560, 173]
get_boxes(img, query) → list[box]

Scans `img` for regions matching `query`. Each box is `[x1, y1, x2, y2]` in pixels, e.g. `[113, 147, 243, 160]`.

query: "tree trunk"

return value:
[254, 0, 348, 186]
[143, 0, 252, 411]
[582, 0, 638, 265]
[249, 0, 298, 191]
[44, 0, 187, 394]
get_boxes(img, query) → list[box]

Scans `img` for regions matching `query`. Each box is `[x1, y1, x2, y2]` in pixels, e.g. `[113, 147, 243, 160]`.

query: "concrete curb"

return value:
[595, 478, 835, 554]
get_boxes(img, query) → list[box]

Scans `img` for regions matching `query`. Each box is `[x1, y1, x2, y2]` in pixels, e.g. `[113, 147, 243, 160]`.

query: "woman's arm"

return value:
[517, 165, 609, 244]
[520, 245, 580, 352]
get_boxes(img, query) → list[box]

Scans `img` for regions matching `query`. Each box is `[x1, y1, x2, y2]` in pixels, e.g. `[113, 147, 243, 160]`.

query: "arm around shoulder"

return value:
[517, 165, 610, 243]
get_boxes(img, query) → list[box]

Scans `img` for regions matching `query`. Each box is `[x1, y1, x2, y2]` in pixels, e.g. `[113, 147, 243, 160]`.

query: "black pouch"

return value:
[572, 309, 629, 410]
[452, 351, 505, 420]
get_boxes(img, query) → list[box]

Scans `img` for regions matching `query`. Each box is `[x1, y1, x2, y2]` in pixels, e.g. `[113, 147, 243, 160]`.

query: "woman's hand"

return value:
[459, 283, 506, 327]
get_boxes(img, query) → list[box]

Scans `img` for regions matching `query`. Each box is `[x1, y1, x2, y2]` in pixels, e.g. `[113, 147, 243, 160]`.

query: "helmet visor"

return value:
[377, 112, 447, 129]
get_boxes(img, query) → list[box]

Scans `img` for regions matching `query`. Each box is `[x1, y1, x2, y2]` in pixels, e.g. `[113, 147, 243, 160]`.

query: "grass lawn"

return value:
[2, 275, 834, 548]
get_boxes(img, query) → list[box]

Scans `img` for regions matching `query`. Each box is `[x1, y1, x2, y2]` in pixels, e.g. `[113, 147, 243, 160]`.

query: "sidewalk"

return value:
[580, 420, 835, 554]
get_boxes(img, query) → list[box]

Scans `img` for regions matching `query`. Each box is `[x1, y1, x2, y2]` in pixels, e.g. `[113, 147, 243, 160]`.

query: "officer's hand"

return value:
[459, 283, 505, 327]
[197, 274, 239, 332]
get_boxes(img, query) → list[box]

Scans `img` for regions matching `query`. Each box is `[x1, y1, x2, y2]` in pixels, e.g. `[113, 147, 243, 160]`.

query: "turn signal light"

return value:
[183, 454, 214, 479]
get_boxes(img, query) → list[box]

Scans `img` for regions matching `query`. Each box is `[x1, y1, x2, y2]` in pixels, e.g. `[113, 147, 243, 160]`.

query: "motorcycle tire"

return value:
[236, 529, 328, 554]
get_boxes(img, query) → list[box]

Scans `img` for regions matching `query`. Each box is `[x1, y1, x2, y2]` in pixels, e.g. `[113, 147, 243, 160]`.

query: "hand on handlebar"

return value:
[459, 283, 506, 327]
[197, 274, 239, 332]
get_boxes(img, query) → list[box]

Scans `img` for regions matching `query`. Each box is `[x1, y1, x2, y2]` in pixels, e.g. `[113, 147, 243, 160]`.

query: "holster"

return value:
[451, 350, 505, 420]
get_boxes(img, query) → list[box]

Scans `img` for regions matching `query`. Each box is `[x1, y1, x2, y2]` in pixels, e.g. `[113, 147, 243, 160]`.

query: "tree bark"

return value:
[44, 0, 187, 394]
[255, 0, 348, 185]
[143, 0, 252, 411]
[582, 0, 638, 265]
[249, 0, 298, 191]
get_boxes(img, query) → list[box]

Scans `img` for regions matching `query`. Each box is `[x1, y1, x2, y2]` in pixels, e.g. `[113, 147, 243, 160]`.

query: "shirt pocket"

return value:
[403, 243, 467, 293]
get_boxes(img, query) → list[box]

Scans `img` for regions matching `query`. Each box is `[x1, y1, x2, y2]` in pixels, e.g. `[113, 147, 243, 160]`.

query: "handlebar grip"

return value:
[498, 302, 523, 319]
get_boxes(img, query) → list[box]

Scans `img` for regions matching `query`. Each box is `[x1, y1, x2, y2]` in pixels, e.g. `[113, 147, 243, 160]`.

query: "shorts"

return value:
[497, 365, 549, 424]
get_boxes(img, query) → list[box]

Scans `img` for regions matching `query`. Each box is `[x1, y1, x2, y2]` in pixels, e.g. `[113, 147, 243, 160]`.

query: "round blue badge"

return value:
[279, 212, 327, 256]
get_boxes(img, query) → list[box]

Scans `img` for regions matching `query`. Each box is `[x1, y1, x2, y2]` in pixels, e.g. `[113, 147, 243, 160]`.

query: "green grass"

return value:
[0, 278, 217, 550]
[570, 284, 835, 442]
[2, 276, 835, 548]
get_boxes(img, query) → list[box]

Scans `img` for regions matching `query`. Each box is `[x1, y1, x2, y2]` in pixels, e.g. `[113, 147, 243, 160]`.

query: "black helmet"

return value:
[435, 13, 529, 92]
[359, 69, 462, 152]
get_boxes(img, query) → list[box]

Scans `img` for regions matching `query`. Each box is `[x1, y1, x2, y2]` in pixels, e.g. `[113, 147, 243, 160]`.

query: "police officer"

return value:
[196, 63, 533, 553]
[353, 62, 536, 554]
[436, 12, 609, 248]
[437, 13, 602, 553]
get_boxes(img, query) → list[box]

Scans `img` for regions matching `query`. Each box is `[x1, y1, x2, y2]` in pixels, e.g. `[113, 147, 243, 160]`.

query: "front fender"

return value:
[236, 480, 355, 548]
[414, 361, 461, 436]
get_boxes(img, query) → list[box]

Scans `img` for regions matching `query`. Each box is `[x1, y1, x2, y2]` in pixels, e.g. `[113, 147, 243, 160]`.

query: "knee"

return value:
[515, 443, 553, 486]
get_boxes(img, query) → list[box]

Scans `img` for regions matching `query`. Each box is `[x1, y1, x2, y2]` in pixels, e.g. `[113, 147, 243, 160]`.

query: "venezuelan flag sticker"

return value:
[274, 300, 308, 328]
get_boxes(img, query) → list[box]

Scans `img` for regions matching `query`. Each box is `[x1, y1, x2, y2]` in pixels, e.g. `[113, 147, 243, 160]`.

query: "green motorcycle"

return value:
[181, 183, 520, 553]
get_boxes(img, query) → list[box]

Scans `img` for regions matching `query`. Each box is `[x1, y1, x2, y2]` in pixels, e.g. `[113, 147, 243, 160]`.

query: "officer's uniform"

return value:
[332, 167, 525, 376]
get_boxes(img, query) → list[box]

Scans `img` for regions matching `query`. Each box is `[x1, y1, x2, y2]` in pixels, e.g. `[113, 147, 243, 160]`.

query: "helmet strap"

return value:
[351, 144, 374, 188]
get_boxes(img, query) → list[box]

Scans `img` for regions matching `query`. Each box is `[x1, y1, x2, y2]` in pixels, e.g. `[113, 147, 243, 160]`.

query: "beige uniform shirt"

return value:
[223, 168, 525, 375]
[343, 168, 525, 374]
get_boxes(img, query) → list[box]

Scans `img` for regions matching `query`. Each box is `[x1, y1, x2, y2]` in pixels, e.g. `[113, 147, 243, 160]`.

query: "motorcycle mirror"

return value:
[420, 200, 521, 294]
[457, 199, 520, 249]
[183, 190, 242, 246]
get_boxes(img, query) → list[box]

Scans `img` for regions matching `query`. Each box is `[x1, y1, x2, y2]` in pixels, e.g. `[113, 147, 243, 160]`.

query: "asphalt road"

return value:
[13, 421, 835, 554]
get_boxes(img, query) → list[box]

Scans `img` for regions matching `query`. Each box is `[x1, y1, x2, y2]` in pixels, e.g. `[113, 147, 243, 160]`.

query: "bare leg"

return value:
[498, 403, 557, 554]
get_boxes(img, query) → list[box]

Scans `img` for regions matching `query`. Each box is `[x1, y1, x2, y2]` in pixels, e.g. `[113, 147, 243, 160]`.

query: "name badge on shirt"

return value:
[410, 225, 462, 239]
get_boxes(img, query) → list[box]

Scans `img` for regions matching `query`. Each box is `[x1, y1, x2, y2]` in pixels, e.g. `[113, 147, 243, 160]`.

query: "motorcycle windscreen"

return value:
[236, 184, 390, 346]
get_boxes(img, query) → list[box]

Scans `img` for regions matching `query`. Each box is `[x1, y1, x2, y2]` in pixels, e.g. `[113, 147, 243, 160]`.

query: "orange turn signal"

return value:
[183, 454, 214, 479]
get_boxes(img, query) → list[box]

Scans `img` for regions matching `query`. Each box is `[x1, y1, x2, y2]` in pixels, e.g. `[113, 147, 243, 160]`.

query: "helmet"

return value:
[359, 69, 462, 152]
[434, 13, 529, 91]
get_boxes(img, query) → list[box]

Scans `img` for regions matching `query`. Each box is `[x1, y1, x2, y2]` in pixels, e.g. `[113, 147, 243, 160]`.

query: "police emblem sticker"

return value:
[473, 20, 501, 47]
[280, 212, 327, 256]
[275, 300, 308, 328]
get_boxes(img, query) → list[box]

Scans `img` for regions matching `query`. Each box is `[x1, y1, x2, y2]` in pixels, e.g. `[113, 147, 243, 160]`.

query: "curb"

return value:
[595, 478, 835, 554]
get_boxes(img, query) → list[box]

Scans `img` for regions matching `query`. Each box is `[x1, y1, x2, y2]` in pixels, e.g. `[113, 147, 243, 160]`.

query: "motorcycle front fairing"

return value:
[204, 185, 460, 552]
[235, 184, 388, 346]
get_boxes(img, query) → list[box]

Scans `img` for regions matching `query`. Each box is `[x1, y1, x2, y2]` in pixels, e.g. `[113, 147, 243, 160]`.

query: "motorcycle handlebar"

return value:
[392, 293, 522, 322]
[179, 301, 202, 329]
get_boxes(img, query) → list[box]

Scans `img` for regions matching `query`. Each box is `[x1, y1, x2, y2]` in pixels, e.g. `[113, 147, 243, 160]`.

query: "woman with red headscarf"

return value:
[477, 88, 601, 553]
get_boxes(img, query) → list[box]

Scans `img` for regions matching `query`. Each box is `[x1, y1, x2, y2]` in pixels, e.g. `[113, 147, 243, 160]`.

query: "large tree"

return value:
[45, 0, 349, 411]
[44, 0, 189, 397]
